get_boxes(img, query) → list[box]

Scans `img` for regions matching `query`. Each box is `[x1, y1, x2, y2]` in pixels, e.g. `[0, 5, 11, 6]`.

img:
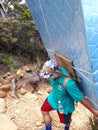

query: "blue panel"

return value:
[94, 72, 98, 83]
[25, 0, 98, 109]
[91, 59, 98, 71]
[89, 33, 98, 45]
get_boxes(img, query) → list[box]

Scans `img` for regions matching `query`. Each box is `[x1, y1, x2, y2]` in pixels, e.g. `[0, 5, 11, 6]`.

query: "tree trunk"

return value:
[0, 3, 7, 18]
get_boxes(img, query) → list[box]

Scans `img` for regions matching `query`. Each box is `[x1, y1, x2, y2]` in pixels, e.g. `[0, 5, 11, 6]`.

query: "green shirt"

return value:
[47, 67, 84, 114]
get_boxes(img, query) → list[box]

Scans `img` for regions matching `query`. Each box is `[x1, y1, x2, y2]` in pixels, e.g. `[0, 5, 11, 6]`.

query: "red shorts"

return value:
[41, 99, 72, 124]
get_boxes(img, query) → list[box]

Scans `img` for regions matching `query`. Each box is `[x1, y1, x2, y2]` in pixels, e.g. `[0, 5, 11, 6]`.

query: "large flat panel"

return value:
[25, 0, 98, 109]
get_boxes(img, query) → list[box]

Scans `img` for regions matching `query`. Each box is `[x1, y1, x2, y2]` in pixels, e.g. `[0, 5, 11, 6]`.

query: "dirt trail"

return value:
[0, 54, 93, 130]
[0, 81, 93, 130]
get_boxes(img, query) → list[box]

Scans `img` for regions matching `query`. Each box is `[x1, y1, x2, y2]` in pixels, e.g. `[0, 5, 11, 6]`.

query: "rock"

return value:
[16, 69, 25, 78]
[37, 90, 43, 95]
[2, 72, 11, 78]
[36, 121, 42, 126]
[0, 98, 6, 113]
[20, 88, 28, 95]
[0, 114, 17, 130]
[16, 79, 25, 89]
[0, 90, 6, 98]
[0, 77, 5, 83]
[5, 74, 16, 80]
[3, 79, 10, 84]
[22, 65, 31, 71]
[23, 72, 40, 90]
[23, 93, 38, 101]
[0, 83, 11, 91]
[24, 72, 40, 83]
[22, 84, 35, 92]
[32, 126, 38, 130]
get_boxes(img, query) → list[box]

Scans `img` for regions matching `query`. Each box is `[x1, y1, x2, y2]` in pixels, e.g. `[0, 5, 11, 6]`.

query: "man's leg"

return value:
[41, 99, 53, 130]
[57, 112, 72, 130]
[64, 113, 72, 130]
[41, 111, 52, 130]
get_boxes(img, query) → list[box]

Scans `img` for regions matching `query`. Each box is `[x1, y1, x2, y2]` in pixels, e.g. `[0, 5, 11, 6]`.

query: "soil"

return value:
[0, 54, 94, 130]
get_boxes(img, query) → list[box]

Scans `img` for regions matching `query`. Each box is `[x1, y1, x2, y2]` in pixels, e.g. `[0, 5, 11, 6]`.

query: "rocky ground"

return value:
[0, 55, 94, 130]
[0, 81, 94, 130]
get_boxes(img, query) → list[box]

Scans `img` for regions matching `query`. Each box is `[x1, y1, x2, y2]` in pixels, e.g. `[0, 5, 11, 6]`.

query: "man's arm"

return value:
[65, 78, 98, 117]
[80, 98, 98, 117]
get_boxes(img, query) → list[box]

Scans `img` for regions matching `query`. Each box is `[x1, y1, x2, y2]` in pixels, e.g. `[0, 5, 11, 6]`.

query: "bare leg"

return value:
[41, 111, 52, 125]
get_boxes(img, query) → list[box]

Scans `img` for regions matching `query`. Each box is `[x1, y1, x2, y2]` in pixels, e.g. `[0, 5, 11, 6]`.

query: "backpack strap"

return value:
[63, 77, 78, 105]
[42, 66, 81, 83]
[63, 77, 70, 89]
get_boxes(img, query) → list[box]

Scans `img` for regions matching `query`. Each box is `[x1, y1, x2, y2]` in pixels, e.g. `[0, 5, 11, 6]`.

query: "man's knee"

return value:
[41, 109, 48, 115]
[41, 110, 51, 119]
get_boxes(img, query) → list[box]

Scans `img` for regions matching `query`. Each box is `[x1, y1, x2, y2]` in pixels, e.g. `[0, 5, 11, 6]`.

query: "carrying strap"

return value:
[42, 66, 81, 83]
[63, 77, 70, 89]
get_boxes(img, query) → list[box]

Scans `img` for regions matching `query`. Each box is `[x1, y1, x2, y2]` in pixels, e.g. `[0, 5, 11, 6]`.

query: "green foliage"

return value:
[4, 1, 32, 21]
[36, 56, 43, 69]
[2, 55, 15, 72]
[0, 18, 49, 62]
[11, 2, 24, 12]
[19, 9, 32, 21]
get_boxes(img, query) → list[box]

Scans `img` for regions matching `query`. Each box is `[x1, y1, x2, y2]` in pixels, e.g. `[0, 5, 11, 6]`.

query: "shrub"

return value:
[2, 54, 15, 72]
